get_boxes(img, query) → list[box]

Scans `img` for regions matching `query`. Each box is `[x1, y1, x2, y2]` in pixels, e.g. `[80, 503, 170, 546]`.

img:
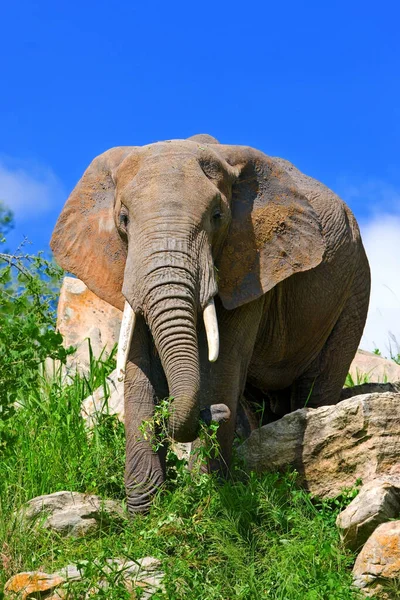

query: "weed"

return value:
[345, 369, 371, 387]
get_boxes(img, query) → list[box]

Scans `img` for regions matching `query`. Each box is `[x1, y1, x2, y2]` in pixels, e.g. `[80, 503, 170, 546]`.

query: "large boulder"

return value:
[237, 392, 400, 499]
[56, 277, 122, 375]
[349, 349, 400, 385]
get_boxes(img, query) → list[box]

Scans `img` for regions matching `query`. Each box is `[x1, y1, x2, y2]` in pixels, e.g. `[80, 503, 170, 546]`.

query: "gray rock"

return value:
[237, 392, 400, 499]
[98, 557, 164, 599]
[19, 491, 126, 536]
[341, 382, 400, 401]
[336, 477, 400, 551]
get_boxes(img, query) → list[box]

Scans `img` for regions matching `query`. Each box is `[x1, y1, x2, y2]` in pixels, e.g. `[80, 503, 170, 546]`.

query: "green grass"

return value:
[344, 369, 371, 387]
[0, 358, 361, 599]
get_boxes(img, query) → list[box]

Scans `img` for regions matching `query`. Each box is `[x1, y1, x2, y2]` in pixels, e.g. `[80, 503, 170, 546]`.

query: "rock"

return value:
[18, 491, 126, 537]
[353, 520, 400, 598]
[237, 392, 400, 499]
[56, 277, 122, 375]
[341, 382, 400, 401]
[336, 476, 400, 551]
[4, 571, 66, 599]
[4, 558, 164, 600]
[349, 349, 400, 384]
[81, 369, 124, 427]
[98, 557, 164, 599]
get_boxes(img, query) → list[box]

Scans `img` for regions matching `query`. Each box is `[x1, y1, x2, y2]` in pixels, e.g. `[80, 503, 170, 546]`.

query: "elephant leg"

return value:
[291, 272, 370, 410]
[124, 315, 168, 515]
[198, 296, 265, 475]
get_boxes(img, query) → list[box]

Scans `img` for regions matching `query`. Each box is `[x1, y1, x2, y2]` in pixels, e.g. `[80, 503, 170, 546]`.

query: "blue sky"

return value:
[1, 0, 399, 354]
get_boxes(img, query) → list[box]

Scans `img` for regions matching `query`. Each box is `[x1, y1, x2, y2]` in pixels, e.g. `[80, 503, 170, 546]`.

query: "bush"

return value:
[0, 235, 70, 451]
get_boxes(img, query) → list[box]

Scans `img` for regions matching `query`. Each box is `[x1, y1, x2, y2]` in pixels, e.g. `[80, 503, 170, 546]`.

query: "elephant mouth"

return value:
[116, 297, 220, 382]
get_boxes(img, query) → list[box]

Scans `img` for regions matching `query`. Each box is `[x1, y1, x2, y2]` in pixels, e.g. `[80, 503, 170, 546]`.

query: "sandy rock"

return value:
[350, 349, 400, 384]
[81, 369, 124, 427]
[56, 277, 122, 375]
[238, 392, 400, 499]
[18, 491, 126, 537]
[353, 520, 400, 598]
[336, 477, 400, 551]
[4, 572, 66, 599]
[4, 558, 163, 600]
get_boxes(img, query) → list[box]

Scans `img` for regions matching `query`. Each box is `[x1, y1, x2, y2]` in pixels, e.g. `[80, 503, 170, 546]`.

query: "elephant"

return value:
[51, 133, 370, 515]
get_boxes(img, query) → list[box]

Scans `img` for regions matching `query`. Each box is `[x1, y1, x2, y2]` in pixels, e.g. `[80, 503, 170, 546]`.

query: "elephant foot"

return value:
[200, 403, 231, 426]
[125, 456, 166, 517]
[125, 482, 164, 517]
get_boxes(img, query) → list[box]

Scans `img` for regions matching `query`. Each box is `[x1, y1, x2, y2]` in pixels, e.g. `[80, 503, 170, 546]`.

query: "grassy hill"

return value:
[0, 355, 363, 599]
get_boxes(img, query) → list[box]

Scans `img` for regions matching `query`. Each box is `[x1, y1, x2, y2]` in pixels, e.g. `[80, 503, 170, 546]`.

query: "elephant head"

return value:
[51, 135, 325, 442]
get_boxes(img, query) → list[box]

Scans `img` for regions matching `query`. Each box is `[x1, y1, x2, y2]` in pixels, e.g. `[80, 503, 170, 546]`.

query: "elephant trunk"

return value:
[120, 230, 225, 443]
[144, 272, 201, 443]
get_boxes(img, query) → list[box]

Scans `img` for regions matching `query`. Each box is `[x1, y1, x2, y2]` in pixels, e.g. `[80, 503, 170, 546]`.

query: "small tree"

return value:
[0, 200, 14, 240]
[0, 202, 68, 451]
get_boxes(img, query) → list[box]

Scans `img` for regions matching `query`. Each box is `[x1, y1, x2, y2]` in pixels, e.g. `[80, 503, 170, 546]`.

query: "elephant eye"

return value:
[212, 208, 222, 223]
[119, 207, 130, 232]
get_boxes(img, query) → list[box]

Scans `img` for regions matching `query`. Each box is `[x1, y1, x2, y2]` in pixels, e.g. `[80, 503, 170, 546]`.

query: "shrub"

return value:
[0, 217, 70, 450]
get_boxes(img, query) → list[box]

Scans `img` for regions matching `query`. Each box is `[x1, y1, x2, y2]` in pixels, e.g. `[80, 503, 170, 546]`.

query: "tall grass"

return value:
[0, 356, 361, 599]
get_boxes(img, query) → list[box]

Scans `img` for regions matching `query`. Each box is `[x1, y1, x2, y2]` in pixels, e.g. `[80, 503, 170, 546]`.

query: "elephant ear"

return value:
[214, 146, 326, 310]
[50, 147, 136, 311]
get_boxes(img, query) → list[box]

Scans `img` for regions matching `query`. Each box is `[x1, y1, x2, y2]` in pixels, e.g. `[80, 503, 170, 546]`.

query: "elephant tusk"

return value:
[203, 298, 219, 362]
[117, 301, 136, 381]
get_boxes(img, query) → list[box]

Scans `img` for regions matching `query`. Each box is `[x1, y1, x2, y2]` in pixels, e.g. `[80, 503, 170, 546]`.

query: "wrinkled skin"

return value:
[51, 134, 370, 515]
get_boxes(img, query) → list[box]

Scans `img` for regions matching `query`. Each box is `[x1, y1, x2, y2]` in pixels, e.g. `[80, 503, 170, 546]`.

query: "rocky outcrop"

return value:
[352, 520, 400, 599]
[237, 392, 400, 499]
[4, 557, 164, 599]
[336, 477, 400, 551]
[56, 277, 122, 375]
[18, 491, 126, 537]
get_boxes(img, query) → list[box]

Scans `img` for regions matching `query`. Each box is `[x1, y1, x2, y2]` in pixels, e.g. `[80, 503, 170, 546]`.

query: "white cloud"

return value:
[360, 214, 400, 357]
[337, 176, 400, 358]
[338, 176, 400, 216]
[0, 157, 65, 220]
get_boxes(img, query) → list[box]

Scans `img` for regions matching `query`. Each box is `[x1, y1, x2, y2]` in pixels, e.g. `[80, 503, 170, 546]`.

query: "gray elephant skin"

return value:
[51, 134, 370, 515]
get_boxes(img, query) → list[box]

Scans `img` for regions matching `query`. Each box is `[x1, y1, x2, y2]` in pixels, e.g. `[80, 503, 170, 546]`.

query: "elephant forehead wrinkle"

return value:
[129, 163, 206, 196]
[142, 148, 200, 166]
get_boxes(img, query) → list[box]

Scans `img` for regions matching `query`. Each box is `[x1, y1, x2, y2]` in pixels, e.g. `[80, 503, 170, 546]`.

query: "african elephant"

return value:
[51, 134, 370, 515]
